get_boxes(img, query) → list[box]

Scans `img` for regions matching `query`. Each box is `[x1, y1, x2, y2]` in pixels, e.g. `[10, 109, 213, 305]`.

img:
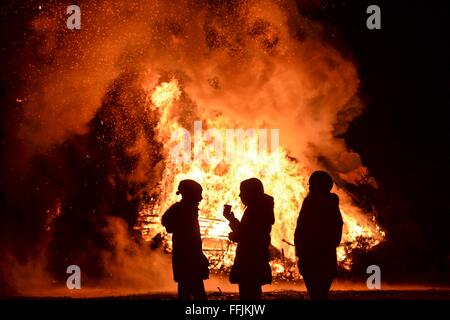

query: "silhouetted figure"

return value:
[294, 171, 343, 300]
[223, 178, 275, 300]
[162, 179, 209, 300]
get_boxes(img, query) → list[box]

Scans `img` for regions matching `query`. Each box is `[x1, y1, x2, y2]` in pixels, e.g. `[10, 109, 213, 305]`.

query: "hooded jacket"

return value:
[228, 194, 275, 285]
[294, 192, 343, 277]
[162, 201, 209, 282]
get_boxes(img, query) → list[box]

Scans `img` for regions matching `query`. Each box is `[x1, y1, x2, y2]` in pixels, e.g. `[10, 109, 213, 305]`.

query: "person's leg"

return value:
[191, 279, 207, 300]
[239, 282, 262, 300]
[302, 275, 314, 300]
[304, 275, 333, 300]
[316, 276, 334, 300]
[302, 275, 311, 293]
[178, 281, 191, 300]
[253, 284, 262, 300]
[238, 283, 246, 299]
[303, 274, 323, 300]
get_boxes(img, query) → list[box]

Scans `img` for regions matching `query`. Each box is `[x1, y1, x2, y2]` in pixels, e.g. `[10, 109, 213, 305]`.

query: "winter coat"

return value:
[228, 194, 275, 285]
[162, 201, 209, 282]
[294, 193, 343, 277]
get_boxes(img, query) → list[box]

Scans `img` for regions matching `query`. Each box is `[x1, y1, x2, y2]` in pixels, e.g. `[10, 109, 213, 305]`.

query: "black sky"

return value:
[296, 0, 449, 281]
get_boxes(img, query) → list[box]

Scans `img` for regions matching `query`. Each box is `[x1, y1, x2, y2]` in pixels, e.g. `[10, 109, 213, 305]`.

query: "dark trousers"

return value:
[178, 279, 207, 300]
[303, 274, 334, 300]
[238, 282, 262, 300]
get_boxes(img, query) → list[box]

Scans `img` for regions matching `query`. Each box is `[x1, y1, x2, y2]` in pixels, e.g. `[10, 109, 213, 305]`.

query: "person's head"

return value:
[239, 178, 264, 206]
[176, 179, 203, 205]
[308, 171, 333, 195]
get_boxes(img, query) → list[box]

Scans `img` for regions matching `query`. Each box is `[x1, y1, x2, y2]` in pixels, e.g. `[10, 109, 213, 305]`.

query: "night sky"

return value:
[301, 0, 450, 281]
[0, 0, 449, 285]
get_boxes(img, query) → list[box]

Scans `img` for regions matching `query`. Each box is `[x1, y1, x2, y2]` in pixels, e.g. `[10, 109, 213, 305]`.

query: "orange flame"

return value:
[137, 79, 384, 277]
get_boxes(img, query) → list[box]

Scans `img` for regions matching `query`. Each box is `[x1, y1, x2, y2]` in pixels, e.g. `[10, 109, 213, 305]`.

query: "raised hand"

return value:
[223, 205, 235, 221]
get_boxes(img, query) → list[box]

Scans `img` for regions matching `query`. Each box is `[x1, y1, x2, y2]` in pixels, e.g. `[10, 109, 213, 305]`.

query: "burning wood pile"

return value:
[135, 79, 384, 279]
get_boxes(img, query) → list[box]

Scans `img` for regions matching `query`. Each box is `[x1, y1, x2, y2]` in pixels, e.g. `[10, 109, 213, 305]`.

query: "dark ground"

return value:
[108, 290, 450, 300]
[4, 289, 450, 300]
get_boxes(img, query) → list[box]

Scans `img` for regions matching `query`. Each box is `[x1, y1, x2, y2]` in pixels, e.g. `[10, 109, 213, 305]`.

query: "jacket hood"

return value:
[262, 194, 275, 225]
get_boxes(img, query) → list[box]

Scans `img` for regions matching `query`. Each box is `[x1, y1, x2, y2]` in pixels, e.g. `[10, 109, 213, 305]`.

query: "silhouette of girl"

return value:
[162, 179, 209, 300]
[223, 178, 275, 300]
[294, 171, 343, 300]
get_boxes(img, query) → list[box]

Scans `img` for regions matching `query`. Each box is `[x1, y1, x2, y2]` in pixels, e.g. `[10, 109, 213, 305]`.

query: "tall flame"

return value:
[137, 79, 384, 276]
